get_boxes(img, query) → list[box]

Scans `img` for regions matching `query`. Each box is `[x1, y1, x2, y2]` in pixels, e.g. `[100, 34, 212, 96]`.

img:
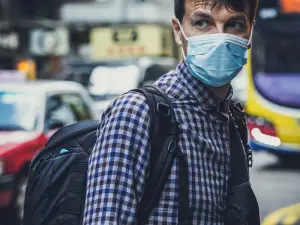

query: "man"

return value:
[83, 0, 258, 224]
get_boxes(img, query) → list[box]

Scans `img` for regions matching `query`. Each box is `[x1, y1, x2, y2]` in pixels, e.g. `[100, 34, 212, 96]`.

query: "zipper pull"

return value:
[32, 153, 52, 172]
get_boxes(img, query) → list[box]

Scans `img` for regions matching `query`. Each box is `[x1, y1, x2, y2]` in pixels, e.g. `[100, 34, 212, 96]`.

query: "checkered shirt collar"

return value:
[175, 60, 233, 109]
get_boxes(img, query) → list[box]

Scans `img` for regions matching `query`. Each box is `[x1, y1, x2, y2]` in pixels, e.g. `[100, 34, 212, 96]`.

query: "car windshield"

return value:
[0, 91, 39, 131]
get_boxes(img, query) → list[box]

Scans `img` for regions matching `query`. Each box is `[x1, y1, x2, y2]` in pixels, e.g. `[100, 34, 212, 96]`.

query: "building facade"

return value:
[60, 0, 174, 25]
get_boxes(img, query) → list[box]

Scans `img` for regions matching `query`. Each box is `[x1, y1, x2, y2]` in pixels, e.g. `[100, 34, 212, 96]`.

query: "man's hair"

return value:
[174, 0, 258, 22]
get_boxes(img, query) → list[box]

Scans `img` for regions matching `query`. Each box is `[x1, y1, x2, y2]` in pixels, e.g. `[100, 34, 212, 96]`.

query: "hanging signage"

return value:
[29, 27, 70, 56]
[112, 27, 138, 43]
[90, 24, 174, 60]
[0, 32, 19, 51]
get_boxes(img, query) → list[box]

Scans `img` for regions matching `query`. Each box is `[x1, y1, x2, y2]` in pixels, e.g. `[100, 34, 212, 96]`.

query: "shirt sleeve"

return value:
[83, 91, 151, 225]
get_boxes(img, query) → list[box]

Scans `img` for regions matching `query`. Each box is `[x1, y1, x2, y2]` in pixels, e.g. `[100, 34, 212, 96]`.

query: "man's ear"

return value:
[172, 17, 183, 46]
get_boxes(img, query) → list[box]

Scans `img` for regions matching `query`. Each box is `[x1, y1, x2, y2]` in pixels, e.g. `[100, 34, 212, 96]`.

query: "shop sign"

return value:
[0, 32, 19, 51]
[29, 27, 70, 56]
[90, 24, 174, 60]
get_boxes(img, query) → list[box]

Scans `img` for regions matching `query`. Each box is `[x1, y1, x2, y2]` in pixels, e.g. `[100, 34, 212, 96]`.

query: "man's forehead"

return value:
[186, 0, 222, 9]
[185, 0, 251, 17]
[187, 0, 216, 8]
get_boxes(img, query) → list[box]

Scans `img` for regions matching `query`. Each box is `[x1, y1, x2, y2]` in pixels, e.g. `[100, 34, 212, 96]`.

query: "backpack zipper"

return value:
[32, 153, 52, 173]
[31, 123, 98, 167]
[25, 153, 53, 207]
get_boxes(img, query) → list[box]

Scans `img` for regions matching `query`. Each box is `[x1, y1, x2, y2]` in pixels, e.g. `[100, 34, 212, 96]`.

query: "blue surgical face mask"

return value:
[177, 20, 252, 87]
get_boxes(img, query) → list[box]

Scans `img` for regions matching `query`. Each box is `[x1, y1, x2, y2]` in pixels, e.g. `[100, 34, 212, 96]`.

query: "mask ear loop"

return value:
[176, 19, 188, 41]
[247, 20, 256, 49]
[176, 19, 188, 59]
[181, 48, 186, 60]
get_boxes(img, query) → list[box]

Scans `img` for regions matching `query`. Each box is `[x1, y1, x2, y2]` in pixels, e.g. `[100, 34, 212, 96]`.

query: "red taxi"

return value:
[0, 80, 97, 220]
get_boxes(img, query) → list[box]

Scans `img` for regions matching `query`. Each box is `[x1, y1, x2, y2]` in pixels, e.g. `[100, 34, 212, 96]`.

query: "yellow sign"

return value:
[90, 24, 175, 60]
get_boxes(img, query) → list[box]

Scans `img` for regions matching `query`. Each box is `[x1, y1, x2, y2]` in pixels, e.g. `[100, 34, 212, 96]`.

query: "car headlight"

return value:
[0, 159, 4, 176]
[247, 116, 281, 147]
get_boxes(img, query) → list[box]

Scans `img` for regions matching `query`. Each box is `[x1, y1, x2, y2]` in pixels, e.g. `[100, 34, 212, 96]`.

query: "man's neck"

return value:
[209, 84, 231, 101]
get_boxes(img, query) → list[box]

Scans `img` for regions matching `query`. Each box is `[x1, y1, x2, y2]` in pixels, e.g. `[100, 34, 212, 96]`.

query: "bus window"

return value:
[253, 30, 300, 74]
[251, 24, 300, 109]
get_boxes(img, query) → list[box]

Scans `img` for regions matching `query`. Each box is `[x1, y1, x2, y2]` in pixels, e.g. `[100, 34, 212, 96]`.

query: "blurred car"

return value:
[86, 57, 178, 115]
[63, 56, 177, 88]
[88, 64, 141, 115]
[0, 80, 97, 221]
[63, 58, 140, 87]
[262, 203, 300, 225]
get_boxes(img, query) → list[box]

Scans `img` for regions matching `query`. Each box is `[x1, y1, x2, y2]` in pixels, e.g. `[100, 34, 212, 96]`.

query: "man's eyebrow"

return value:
[191, 12, 213, 19]
[191, 12, 248, 22]
[227, 14, 248, 22]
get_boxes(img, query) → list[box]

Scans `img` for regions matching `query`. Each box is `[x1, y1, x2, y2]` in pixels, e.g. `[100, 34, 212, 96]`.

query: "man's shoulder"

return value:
[101, 91, 150, 123]
[154, 67, 190, 102]
[155, 68, 178, 87]
[113, 91, 148, 107]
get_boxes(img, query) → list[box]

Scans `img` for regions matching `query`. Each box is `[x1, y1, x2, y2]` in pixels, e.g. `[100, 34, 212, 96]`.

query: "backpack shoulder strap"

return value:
[226, 103, 260, 225]
[132, 85, 189, 224]
[229, 101, 253, 168]
[45, 120, 99, 149]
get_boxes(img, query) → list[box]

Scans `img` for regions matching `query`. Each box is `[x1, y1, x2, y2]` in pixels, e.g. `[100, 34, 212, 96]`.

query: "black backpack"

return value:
[23, 85, 259, 225]
[23, 85, 188, 225]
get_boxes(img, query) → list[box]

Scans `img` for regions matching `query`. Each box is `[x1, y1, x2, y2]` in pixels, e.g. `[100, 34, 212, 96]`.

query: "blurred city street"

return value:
[0, 0, 300, 224]
[251, 152, 300, 220]
[1, 152, 299, 224]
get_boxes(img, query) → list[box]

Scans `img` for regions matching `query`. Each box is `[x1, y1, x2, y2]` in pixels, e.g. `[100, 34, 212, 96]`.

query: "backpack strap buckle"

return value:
[246, 145, 253, 168]
[229, 102, 244, 119]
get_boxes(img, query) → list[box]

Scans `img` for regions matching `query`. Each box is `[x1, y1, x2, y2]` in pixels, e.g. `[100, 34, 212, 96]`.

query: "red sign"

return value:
[281, 0, 300, 13]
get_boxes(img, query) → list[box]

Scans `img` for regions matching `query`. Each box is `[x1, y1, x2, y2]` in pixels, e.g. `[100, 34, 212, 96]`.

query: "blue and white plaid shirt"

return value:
[84, 61, 233, 224]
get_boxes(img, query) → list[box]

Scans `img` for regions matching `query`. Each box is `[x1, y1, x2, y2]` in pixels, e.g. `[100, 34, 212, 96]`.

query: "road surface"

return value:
[1, 152, 299, 224]
[251, 152, 300, 221]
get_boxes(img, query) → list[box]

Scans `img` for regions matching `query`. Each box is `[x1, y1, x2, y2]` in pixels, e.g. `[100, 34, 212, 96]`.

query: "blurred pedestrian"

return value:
[83, 0, 260, 224]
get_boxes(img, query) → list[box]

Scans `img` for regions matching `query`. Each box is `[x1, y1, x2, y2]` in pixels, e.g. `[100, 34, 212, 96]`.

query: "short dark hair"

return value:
[174, 0, 258, 22]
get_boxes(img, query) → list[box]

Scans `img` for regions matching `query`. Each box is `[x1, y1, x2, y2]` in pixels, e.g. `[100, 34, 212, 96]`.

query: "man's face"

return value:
[172, 0, 252, 56]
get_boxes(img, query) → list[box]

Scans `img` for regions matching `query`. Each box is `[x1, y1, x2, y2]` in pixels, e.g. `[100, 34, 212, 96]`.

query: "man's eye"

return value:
[227, 21, 245, 30]
[196, 20, 210, 28]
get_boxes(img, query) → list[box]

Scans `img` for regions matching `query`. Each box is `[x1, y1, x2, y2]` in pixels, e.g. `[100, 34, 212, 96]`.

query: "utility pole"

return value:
[1, 0, 10, 22]
[121, 0, 127, 24]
